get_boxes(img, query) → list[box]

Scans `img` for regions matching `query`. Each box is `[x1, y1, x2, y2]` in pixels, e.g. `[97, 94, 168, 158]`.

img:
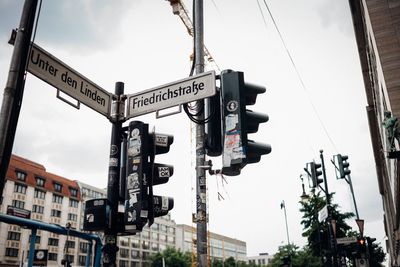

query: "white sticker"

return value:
[128, 136, 141, 156]
[109, 158, 118, 167]
[200, 193, 206, 204]
[127, 173, 139, 189]
[162, 197, 169, 211]
[127, 211, 136, 222]
[86, 214, 94, 223]
[128, 191, 138, 206]
[225, 114, 238, 131]
[155, 134, 168, 147]
[141, 210, 148, 218]
[158, 166, 170, 178]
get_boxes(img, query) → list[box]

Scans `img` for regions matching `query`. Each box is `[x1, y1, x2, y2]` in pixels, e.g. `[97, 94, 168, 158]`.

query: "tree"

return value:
[150, 247, 192, 267]
[266, 244, 321, 267]
[299, 191, 385, 266]
[299, 191, 354, 258]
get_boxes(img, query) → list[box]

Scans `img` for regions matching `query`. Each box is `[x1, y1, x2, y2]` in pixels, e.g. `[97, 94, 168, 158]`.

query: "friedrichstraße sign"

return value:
[126, 71, 216, 119]
[336, 236, 357, 245]
[27, 43, 112, 118]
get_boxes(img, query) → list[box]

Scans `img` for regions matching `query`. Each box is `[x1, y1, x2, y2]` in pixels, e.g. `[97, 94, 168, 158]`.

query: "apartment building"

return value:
[349, 0, 400, 265]
[175, 224, 247, 264]
[0, 155, 82, 266]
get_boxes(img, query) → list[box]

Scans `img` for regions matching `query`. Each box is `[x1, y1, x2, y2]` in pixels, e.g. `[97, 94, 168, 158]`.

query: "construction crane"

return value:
[165, 0, 220, 72]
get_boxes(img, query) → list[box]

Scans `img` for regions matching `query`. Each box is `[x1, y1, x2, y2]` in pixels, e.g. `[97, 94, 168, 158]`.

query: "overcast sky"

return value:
[0, 0, 386, 260]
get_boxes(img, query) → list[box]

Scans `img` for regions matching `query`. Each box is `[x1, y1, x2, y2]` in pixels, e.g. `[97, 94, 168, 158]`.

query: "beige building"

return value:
[349, 0, 400, 265]
[175, 224, 247, 264]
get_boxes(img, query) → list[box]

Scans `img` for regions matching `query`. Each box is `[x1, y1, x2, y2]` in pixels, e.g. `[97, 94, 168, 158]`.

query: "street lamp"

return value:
[300, 174, 310, 203]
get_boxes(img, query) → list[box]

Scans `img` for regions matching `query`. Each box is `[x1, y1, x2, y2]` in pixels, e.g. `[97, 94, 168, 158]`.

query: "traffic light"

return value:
[357, 237, 367, 254]
[219, 70, 271, 176]
[205, 90, 223, 157]
[123, 121, 174, 233]
[335, 154, 351, 179]
[308, 161, 323, 188]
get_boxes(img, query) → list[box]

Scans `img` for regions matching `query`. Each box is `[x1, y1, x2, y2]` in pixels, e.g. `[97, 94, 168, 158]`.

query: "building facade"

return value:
[175, 224, 247, 264]
[247, 253, 273, 266]
[0, 155, 83, 266]
[349, 0, 400, 265]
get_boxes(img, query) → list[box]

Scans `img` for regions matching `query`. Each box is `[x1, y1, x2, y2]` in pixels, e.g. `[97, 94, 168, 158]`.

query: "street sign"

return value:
[126, 70, 216, 118]
[27, 43, 113, 118]
[318, 205, 328, 222]
[336, 236, 357, 244]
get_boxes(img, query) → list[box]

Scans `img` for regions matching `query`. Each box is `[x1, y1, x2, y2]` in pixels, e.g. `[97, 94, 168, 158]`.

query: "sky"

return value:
[0, 0, 387, 261]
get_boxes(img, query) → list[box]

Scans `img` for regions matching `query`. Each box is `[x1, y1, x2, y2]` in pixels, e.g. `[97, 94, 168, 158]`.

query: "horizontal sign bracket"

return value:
[56, 89, 80, 110]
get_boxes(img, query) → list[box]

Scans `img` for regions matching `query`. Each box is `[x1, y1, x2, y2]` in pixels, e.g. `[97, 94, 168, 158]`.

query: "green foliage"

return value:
[299, 191, 385, 265]
[299, 191, 354, 257]
[266, 244, 321, 267]
[150, 247, 192, 267]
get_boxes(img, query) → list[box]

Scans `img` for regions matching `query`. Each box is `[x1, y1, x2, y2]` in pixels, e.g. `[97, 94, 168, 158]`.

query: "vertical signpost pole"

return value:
[0, 0, 38, 198]
[320, 150, 338, 267]
[103, 82, 124, 267]
[193, 0, 208, 266]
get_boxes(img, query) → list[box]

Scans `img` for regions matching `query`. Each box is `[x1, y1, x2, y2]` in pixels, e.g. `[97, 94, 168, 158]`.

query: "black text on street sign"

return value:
[126, 71, 216, 118]
[27, 43, 112, 118]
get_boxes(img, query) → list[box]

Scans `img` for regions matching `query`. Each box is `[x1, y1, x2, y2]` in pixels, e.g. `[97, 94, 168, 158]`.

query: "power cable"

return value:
[261, 0, 339, 153]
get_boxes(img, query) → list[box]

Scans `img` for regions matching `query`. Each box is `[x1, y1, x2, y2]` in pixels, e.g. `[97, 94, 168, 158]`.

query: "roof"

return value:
[6, 154, 81, 200]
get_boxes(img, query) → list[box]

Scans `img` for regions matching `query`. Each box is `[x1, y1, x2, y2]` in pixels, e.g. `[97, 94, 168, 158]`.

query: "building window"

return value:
[16, 171, 26, 181]
[34, 189, 46, 199]
[52, 194, 63, 204]
[79, 242, 89, 253]
[48, 253, 57, 261]
[68, 213, 77, 222]
[12, 200, 25, 209]
[29, 235, 41, 244]
[5, 248, 19, 257]
[131, 239, 139, 248]
[14, 183, 27, 194]
[32, 205, 44, 214]
[7, 232, 21, 241]
[53, 182, 62, 192]
[48, 238, 59, 246]
[78, 255, 87, 266]
[69, 199, 78, 208]
[151, 232, 158, 240]
[51, 209, 61, 217]
[65, 254, 74, 263]
[66, 240, 75, 249]
[119, 260, 129, 267]
[35, 177, 45, 187]
[160, 225, 167, 232]
[119, 248, 129, 258]
[69, 187, 78, 197]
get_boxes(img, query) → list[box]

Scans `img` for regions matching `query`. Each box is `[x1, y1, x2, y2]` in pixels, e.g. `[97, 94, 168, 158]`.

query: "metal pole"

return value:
[193, 0, 207, 266]
[102, 82, 124, 267]
[346, 174, 360, 219]
[281, 200, 291, 246]
[320, 150, 338, 267]
[27, 228, 36, 267]
[0, 0, 38, 198]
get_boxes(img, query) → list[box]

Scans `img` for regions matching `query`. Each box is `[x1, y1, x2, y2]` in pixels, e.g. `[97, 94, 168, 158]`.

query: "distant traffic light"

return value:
[123, 121, 174, 232]
[357, 237, 367, 254]
[219, 70, 271, 176]
[307, 161, 323, 188]
[335, 154, 351, 179]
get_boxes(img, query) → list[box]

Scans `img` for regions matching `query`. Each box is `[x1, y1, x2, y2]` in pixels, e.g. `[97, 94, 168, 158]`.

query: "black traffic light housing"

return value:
[219, 70, 271, 176]
[123, 121, 174, 233]
[335, 154, 351, 179]
[308, 161, 323, 188]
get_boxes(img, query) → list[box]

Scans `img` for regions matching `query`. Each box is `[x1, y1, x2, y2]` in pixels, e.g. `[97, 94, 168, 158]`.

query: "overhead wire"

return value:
[261, 0, 339, 153]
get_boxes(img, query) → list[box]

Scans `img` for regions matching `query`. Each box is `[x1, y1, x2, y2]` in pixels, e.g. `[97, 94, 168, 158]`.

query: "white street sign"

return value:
[336, 236, 357, 244]
[318, 205, 328, 222]
[126, 71, 216, 118]
[27, 43, 113, 118]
